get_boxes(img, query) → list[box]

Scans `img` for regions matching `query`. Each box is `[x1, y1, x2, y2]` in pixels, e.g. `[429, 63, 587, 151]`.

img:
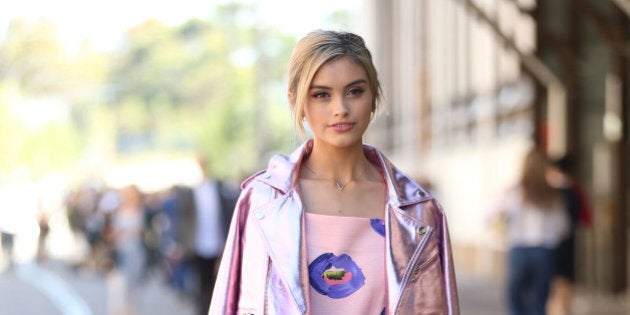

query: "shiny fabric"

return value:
[209, 140, 460, 315]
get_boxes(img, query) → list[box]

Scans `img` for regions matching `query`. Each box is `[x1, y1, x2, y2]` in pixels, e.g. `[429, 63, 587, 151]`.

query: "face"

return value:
[304, 56, 374, 149]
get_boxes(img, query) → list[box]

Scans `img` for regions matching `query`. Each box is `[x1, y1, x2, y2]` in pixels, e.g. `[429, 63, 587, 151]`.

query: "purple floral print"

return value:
[308, 253, 366, 299]
[371, 218, 385, 237]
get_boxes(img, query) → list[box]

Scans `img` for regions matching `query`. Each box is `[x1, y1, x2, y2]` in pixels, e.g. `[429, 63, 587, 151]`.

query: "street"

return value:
[0, 260, 627, 315]
[0, 261, 194, 315]
[457, 275, 630, 315]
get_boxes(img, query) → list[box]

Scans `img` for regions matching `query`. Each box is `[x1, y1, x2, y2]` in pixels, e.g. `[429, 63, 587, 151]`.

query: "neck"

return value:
[304, 141, 369, 182]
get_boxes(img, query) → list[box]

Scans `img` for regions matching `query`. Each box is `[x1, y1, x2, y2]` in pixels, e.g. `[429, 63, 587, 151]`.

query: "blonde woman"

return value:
[209, 30, 459, 315]
[493, 148, 569, 315]
[107, 185, 147, 315]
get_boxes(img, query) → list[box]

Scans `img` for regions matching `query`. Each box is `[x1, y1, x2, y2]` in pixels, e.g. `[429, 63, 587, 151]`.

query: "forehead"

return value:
[311, 56, 368, 86]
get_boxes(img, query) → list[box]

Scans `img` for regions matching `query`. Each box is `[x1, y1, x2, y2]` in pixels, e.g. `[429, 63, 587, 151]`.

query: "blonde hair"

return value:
[520, 147, 559, 209]
[287, 30, 383, 137]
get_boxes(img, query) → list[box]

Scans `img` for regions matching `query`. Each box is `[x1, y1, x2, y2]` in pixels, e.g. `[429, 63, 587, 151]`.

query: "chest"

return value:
[299, 179, 387, 218]
[305, 213, 387, 313]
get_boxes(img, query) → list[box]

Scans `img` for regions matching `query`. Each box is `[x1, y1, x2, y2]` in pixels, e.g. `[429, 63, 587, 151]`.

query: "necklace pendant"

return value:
[336, 181, 345, 191]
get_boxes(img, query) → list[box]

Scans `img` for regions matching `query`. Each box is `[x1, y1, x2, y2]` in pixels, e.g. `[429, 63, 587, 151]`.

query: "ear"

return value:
[287, 91, 295, 105]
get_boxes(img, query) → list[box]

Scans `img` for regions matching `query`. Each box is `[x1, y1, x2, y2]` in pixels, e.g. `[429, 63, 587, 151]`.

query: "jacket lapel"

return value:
[252, 140, 434, 314]
[385, 204, 434, 312]
[252, 189, 309, 313]
[372, 146, 435, 311]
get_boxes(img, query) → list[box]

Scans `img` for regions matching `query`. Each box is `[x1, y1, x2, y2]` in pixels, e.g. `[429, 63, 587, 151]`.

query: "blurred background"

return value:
[0, 0, 628, 314]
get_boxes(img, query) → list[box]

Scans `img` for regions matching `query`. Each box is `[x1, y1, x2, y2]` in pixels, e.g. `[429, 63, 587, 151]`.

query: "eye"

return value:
[311, 91, 330, 98]
[347, 88, 364, 95]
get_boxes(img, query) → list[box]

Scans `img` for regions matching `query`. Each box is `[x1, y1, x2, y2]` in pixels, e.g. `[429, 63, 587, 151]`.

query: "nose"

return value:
[332, 95, 349, 117]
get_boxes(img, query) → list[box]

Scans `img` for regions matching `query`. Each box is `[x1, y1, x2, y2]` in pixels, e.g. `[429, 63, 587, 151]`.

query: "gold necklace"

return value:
[302, 163, 367, 191]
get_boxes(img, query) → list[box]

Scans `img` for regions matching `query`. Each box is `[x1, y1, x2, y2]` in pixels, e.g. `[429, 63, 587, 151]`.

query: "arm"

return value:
[434, 200, 461, 314]
[208, 187, 251, 314]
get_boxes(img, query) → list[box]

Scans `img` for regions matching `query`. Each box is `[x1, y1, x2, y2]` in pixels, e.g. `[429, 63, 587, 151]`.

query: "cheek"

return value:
[303, 108, 311, 121]
[357, 101, 374, 119]
[304, 105, 325, 119]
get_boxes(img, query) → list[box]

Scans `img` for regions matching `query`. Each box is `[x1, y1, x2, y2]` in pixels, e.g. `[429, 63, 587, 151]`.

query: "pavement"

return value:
[457, 275, 630, 315]
[0, 260, 195, 315]
[458, 276, 506, 314]
[0, 260, 627, 315]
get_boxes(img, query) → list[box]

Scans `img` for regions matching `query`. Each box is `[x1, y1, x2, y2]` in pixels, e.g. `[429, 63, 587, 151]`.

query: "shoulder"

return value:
[371, 151, 433, 202]
[240, 169, 268, 190]
[236, 169, 283, 207]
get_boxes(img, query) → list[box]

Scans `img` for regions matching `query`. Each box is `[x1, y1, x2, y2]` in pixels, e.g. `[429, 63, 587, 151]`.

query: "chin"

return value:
[317, 137, 363, 149]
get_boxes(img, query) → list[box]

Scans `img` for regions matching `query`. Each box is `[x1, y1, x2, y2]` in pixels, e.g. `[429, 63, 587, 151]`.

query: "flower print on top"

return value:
[305, 212, 386, 313]
[370, 218, 385, 237]
[309, 253, 366, 299]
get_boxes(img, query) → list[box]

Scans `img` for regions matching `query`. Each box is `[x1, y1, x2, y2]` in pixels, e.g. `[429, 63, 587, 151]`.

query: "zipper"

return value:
[393, 226, 434, 313]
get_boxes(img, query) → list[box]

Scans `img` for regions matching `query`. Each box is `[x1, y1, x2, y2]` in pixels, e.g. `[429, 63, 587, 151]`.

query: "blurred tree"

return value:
[0, 19, 88, 178]
[0, 19, 67, 95]
[107, 3, 296, 179]
[0, 3, 341, 183]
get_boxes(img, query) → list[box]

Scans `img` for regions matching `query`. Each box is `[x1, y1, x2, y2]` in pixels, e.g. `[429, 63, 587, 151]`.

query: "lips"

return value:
[308, 253, 366, 299]
[329, 122, 355, 132]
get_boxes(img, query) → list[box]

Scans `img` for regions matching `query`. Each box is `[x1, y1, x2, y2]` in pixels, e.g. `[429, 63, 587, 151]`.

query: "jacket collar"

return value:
[255, 139, 431, 206]
[250, 140, 433, 313]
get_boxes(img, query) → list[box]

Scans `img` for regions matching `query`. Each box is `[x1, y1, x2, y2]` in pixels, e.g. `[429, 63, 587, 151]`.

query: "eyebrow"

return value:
[309, 79, 368, 90]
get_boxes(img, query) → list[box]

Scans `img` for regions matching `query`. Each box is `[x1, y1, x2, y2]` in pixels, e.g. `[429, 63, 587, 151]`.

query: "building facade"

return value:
[362, 0, 629, 293]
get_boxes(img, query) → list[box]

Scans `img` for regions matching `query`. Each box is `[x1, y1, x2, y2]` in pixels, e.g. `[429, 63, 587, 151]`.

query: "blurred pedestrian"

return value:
[209, 30, 459, 314]
[159, 185, 195, 297]
[546, 155, 593, 315]
[491, 147, 570, 315]
[94, 188, 120, 273]
[0, 185, 16, 270]
[36, 208, 51, 263]
[142, 191, 163, 271]
[106, 185, 147, 315]
[65, 186, 105, 271]
[190, 157, 238, 315]
[0, 229, 15, 270]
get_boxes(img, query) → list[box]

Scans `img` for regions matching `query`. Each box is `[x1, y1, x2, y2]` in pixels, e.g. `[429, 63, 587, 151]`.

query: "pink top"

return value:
[305, 212, 387, 315]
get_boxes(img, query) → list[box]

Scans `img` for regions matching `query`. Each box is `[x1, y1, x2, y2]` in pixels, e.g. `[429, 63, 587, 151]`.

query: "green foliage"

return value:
[0, 3, 317, 183]
[0, 99, 81, 177]
[0, 20, 85, 178]
[107, 3, 297, 178]
[0, 19, 68, 95]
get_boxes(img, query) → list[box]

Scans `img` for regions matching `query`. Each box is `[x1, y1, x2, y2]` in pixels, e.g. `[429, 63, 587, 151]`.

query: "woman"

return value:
[106, 185, 148, 315]
[493, 148, 569, 315]
[546, 155, 592, 315]
[209, 30, 459, 315]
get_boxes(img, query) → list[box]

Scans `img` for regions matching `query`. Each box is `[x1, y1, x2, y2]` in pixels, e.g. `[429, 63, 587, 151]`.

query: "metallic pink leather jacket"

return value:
[209, 140, 460, 314]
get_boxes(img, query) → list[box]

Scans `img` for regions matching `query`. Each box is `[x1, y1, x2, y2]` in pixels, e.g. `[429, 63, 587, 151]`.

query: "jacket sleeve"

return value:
[435, 199, 461, 314]
[208, 185, 252, 314]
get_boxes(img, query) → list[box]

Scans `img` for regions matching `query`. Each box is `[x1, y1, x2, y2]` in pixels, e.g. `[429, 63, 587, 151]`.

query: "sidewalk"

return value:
[458, 276, 505, 314]
[2, 260, 627, 315]
[571, 287, 630, 315]
[0, 260, 195, 315]
[457, 276, 630, 315]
